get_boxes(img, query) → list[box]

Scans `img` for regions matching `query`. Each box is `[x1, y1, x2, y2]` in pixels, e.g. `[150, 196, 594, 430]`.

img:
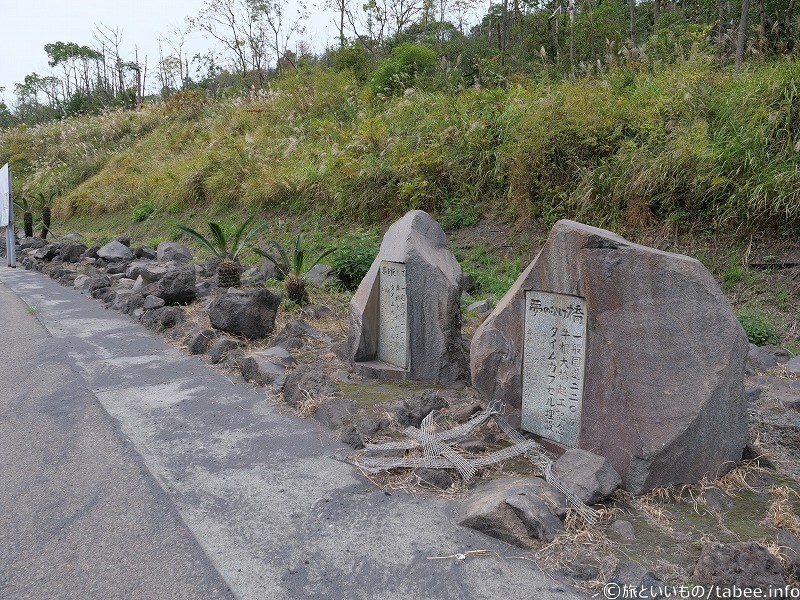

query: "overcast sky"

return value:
[0, 0, 343, 103]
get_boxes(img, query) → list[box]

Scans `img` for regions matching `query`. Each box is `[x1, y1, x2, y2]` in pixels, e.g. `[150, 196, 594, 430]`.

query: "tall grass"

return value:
[2, 58, 799, 233]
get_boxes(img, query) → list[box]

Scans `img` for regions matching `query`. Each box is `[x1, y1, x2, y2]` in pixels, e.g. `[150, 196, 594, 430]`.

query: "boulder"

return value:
[156, 241, 193, 263]
[242, 260, 276, 285]
[85, 274, 112, 294]
[134, 246, 157, 260]
[97, 240, 134, 262]
[126, 260, 164, 283]
[470, 220, 748, 494]
[283, 366, 340, 409]
[552, 449, 622, 505]
[467, 299, 493, 314]
[239, 347, 296, 392]
[59, 242, 87, 263]
[118, 293, 145, 315]
[458, 477, 566, 546]
[393, 391, 449, 428]
[81, 245, 100, 260]
[348, 210, 467, 385]
[143, 295, 166, 310]
[609, 520, 636, 540]
[140, 306, 183, 331]
[609, 559, 665, 599]
[32, 244, 60, 261]
[203, 256, 221, 277]
[693, 542, 786, 591]
[72, 275, 89, 291]
[113, 234, 131, 247]
[314, 397, 357, 429]
[300, 305, 335, 319]
[777, 531, 800, 579]
[416, 468, 454, 489]
[208, 337, 242, 364]
[306, 264, 335, 287]
[110, 290, 139, 311]
[785, 355, 800, 375]
[208, 288, 281, 339]
[195, 280, 215, 299]
[184, 328, 217, 355]
[20, 237, 47, 250]
[154, 264, 196, 305]
[106, 261, 130, 275]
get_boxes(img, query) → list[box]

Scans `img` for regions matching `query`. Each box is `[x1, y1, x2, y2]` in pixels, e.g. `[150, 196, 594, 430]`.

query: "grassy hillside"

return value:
[3, 57, 800, 233]
[2, 57, 798, 352]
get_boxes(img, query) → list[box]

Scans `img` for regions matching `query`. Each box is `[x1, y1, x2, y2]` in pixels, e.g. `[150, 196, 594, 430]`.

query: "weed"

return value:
[331, 230, 379, 290]
[27, 305, 39, 315]
[722, 253, 747, 290]
[736, 306, 780, 346]
[131, 198, 155, 222]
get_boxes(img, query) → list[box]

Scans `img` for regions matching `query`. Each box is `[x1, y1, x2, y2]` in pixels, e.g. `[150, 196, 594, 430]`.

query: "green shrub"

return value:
[368, 43, 438, 98]
[736, 307, 780, 346]
[131, 198, 155, 222]
[332, 230, 379, 290]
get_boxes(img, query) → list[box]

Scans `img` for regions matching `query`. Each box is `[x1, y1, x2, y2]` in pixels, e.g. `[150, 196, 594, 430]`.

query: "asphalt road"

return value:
[0, 278, 233, 599]
[0, 266, 584, 600]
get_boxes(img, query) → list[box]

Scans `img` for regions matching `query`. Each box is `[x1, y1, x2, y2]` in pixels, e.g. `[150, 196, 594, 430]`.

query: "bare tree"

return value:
[189, 0, 252, 78]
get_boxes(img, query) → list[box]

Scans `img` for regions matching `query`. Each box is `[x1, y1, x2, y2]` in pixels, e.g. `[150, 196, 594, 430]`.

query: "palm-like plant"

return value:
[254, 234, 336, 305]
[14, 196, 33, 238]
[34, 191, 57, 239]
[178, 216, 268, 289]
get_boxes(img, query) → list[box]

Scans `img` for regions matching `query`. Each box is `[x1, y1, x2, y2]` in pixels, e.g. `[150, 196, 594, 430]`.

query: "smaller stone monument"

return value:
[348, 210, 467, 385]
[470, 220, 748, 494]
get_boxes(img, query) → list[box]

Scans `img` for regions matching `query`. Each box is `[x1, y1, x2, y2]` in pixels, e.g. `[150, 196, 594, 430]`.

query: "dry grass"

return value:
[295, 387, 325, 416]
[764, 485, 800, 535]
[536, 514, 618, 592]
[619, 489, 675, 532]
[718, 459, 770, 491]
[351, 462, 469, 499]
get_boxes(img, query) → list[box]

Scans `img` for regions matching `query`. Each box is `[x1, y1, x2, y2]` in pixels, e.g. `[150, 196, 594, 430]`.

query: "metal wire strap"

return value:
[352, 405, 597, 525]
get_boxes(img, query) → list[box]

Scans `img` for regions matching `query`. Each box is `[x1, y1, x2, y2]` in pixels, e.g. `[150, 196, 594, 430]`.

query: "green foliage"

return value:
[131, 198, 155, 222]
[4, 58, 800, 236]
[367, 44, 438, 98]
[736, 306, 780, 346]
[330, 43, 372, 83]
[177, 216, 267, 259]
[164, 90, 208, 120]
[648, 14, 713, 64]
[254, 234, 336, 280]
[439, 201, 480, 230]
[13, 196, 31, 212]
[331, 230, 379, 290]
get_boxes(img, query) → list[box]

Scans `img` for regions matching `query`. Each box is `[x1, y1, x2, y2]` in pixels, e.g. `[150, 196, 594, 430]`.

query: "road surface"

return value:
[0, 267, 584, 599]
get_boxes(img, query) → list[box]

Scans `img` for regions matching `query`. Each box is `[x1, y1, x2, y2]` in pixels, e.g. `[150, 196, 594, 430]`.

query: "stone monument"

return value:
[348, 210, 467, 385]
[470, 220, 748, 494]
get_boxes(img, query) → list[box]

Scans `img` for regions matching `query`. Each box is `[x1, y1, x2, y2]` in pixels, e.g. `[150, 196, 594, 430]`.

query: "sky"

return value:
[0, 0, 344, 103]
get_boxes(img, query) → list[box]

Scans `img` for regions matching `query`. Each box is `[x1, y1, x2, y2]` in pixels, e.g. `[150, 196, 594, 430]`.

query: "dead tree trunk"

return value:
[736, 0, 751, 69]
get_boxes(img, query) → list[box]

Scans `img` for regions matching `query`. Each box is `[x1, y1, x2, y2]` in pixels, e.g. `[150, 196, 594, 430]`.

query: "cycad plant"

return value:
[178, 216, 268, 289]
[13, 196, 33, 238]
[35, 191, 57, 239]
[254, 234, 336, 305]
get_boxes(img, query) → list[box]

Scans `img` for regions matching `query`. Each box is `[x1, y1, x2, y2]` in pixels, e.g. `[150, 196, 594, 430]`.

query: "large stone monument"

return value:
[348, 210, 467, 385]
[470, 220, 748, 494]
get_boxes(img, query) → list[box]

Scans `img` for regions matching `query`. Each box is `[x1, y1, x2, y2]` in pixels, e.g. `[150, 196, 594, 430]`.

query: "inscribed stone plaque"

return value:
[521, 290, 587, 447]
[378, 261, 408, 369]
